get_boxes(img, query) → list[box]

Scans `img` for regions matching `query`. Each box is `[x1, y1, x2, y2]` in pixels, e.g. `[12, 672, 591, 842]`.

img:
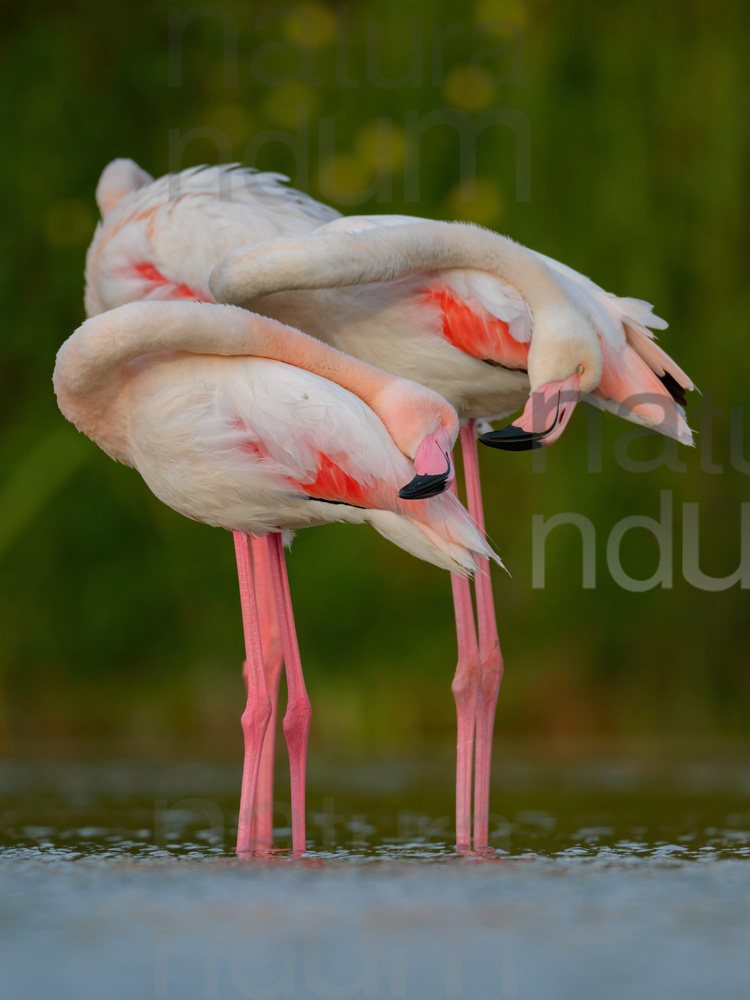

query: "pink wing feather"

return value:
[533, 252, 694, 443]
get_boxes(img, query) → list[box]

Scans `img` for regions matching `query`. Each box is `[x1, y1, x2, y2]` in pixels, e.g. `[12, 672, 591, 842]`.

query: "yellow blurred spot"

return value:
[443, 65, 496, 112]
[475, 0, 528, 29]
[447, 178, 504, 225]
[318, 155, 373, 197]
[45, 199, 95, 248]
[356, 122, 406, 170]
[207, 104, 256, 145]
[262, 83, 319, 130]
[282, 2, 337, 48]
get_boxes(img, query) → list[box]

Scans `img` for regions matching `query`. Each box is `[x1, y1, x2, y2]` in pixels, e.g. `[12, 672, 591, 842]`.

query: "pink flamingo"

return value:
[85, 160, 694, 850]
[53, 300, 496, 853]
[86, 160, 342, 850]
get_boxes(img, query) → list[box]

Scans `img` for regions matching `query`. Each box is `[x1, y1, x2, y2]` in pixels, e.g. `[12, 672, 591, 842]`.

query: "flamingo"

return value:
[85, 160, 343, 850]
[84, 159, 695, 850]
[53, 299, 497, 854]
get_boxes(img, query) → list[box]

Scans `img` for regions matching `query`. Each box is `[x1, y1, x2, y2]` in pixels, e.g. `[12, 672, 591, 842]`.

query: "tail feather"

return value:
[367, 491, 502, 577]
[624, 322, 694, 396]
[366, 510, 476, 575]
[537, 248, 695, 444]
[595, 333, 694, 445]
[96, 159, 154, 216]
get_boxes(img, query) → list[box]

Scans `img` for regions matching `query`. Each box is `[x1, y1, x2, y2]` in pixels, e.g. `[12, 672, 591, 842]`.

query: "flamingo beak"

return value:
[398, 426, 455, 500]
[480, 374, 581, 452]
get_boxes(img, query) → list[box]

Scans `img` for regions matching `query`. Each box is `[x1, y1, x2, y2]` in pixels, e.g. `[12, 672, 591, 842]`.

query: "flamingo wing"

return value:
[222, 360, 500, 572]
[219, 358, 414, 509]
[315, 215, 533, 370]
[86, 164, 341, 316]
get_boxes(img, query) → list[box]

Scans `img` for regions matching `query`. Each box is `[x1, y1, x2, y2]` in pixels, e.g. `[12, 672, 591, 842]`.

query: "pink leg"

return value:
[249, 536, 284, 850]
[233, 531, 272, 855]
[267, 531, 312, 854]
[460, 422, 504, 851]
[450, 567, 481, 851]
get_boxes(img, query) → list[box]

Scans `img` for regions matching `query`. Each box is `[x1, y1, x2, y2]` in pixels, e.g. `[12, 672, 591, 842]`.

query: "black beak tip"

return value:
[398, 471, 451, 500]
[479, 427, 545, 452]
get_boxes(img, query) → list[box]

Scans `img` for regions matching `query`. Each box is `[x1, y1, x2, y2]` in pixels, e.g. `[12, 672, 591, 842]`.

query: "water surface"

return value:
[2, 749, 749, 999]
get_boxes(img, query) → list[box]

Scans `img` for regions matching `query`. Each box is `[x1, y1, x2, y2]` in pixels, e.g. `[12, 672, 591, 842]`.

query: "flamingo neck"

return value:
[209, 221, 568, 321]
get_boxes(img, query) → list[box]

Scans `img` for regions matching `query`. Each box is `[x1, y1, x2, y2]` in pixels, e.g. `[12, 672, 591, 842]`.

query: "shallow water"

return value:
[2, 750, 750, 999]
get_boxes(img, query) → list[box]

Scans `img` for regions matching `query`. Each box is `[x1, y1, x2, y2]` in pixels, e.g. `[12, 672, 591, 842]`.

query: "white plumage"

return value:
[85, 162, 340, 316]
[85, 160, 693, 444]
[55, 300, 495, 577]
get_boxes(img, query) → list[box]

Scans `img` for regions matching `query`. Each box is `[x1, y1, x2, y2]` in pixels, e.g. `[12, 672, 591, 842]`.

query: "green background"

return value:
[1, 0, 747, 755]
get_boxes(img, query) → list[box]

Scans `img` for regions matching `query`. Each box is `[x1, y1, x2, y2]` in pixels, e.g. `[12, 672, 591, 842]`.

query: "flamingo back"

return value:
[85, 163, 341, 317]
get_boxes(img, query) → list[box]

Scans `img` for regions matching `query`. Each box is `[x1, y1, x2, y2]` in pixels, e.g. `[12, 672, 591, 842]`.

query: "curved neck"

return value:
[54, 301, 401, 458]
[209, 221, 569, 317]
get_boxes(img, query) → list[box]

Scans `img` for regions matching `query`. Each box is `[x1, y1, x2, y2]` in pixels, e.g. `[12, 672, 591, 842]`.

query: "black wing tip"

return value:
[657, 371, 689, 408]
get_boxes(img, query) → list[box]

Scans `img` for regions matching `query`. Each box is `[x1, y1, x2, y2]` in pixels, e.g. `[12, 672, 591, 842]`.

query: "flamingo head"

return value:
[481, 306, 602, 451]
[373, 382, 459, 500]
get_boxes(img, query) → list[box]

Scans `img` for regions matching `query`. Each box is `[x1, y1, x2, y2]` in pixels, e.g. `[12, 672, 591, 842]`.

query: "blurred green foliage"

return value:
[1, 0, 748, 752]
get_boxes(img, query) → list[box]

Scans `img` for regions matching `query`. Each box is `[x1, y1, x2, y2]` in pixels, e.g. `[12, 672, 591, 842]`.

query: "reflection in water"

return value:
[2, 752, 750, 999]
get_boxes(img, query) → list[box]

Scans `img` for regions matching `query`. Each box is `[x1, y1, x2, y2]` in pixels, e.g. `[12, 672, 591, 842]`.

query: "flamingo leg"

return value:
[450, 566, 480, 852]
[460, 422, 504, 851]
[267, 531, 311, 854]
[248, 536, 284, 850]
[233, 531, 272, 855]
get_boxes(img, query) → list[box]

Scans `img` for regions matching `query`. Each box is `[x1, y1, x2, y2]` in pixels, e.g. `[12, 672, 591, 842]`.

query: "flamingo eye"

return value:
[576, 363, 585, 375]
